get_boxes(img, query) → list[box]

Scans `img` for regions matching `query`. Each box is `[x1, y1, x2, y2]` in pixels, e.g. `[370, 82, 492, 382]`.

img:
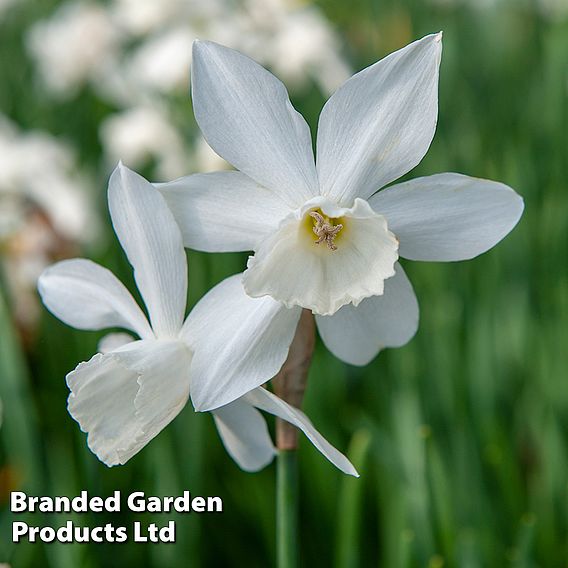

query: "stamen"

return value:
[309, 211, 343, 251]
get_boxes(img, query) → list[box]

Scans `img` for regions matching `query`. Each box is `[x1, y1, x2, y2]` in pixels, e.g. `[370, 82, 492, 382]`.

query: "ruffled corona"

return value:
[243, 197, 399, 315]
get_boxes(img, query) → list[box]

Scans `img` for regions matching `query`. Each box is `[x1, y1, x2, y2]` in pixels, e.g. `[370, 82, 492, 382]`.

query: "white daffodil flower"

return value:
[38, 163, 357, 476]
[157, 33, 524, 365]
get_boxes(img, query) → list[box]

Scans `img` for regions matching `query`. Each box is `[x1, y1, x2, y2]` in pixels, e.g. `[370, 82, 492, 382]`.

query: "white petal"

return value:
[243, 197, 399, 316]
[181, 274, 301, 412]
[369, 173, 524, 261]
[191, 40, 318, 207]
[244, 388, 358, 477]
[118, 340, 192, 449]
[315, 263, 418, 365]
[67, 353, 140, 466]
[156, 171, 291, 253]
[213, 399, 276, 472]
[316, 33, 443, 205]
[108, 163, 187, 337]
[98, 332, 135, 354]
[67, 339, 191, 466]
[38, 259, 153, 339]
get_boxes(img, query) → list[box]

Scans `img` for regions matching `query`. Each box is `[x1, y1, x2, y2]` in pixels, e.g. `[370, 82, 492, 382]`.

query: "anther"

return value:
[309, 211, 343, 251]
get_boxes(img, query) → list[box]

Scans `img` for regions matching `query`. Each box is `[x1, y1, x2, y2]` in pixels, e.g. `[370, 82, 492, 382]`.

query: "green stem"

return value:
[273, 310, 315, 568]
[277, 449, 299, 568]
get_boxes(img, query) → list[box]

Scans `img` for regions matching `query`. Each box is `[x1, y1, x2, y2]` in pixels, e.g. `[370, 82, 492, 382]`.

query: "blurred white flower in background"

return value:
[234, 0, 351, 93]
[0, 115, 94, 242]
[0, 115, 96, 336]
[99, 105, 188, 179]
[112, 0, 184, 35]
[125, 26, 196, 94]
[267, 9, 352, 93]
[26, 2, 120, 99]
[27, 0, 351, 103]
[111, 0, 224, 36]
[100, 107, 230, 178]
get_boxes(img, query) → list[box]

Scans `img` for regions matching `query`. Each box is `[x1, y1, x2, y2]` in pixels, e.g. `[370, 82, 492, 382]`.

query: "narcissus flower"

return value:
[38, 163, 357, 476]
[158, 33, 523, 365]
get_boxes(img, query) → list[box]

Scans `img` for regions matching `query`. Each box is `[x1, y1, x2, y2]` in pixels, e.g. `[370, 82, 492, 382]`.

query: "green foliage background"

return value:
[1, 0, 567, 566]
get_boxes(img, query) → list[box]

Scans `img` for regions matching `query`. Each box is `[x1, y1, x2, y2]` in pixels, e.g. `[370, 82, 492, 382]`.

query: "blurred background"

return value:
[0, 0, 567, 566]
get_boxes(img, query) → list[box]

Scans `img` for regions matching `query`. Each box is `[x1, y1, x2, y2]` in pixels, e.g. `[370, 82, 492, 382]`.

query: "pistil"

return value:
[309, 211, 343, 251]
